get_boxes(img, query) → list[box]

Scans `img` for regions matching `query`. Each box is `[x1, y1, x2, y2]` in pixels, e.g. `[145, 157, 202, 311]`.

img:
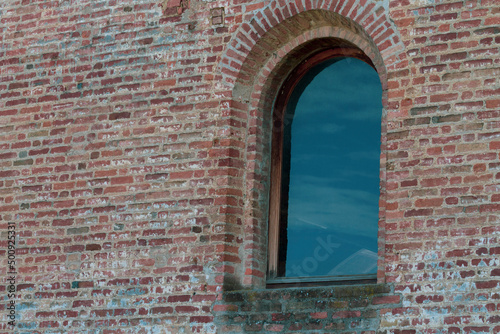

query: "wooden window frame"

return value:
[267, 47, 379, 286]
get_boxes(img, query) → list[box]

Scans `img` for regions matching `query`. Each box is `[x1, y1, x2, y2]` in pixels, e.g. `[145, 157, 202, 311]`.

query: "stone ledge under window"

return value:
[213, 284, 401, 333]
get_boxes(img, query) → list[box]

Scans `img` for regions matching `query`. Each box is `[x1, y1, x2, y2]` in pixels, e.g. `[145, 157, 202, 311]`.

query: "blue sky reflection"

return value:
[284, 57, 382, 278]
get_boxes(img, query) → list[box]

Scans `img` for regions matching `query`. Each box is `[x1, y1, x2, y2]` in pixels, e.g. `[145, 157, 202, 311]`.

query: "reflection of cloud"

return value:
[318, 123, 344, 134]
[287, 176, 379, 238]
[288, 151, 339, 164]
[291, 120, 345, 135]
[341, 169, 379, 180]
[284, 58, 381, 240]
[290, 149, 380, 167]
[347, 150, 380, 161]
[328, 249, 377, 275]
[293, 216, 328, 230]
[299, 96, 381, 121]
[294, 57, 383, 122]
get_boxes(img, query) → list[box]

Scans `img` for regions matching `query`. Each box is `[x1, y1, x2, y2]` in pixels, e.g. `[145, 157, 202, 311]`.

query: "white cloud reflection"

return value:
[287, 176, 379, 239]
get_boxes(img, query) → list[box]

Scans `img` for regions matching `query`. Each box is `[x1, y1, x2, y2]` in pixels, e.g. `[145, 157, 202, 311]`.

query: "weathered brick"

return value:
[1, 1, 499, 333]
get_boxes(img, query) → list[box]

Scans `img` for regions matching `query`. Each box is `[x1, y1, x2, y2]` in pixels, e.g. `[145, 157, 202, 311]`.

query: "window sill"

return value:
[266, 274, 377, 289]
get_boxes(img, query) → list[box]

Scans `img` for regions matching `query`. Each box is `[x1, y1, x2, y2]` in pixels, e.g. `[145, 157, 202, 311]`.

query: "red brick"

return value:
[1, 1, 500, 333]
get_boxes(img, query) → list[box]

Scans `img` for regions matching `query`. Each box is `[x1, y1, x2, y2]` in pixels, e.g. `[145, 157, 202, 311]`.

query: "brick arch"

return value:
[220, 3, 405, 91]
[216, 4, 404, 289]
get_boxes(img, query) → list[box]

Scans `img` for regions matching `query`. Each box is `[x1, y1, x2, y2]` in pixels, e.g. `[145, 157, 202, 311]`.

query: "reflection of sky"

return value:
[284, 57, 382, 277]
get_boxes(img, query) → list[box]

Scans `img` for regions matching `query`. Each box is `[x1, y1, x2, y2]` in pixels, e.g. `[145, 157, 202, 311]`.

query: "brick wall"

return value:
[384, 0, 500, 331]
[0, 0, 499, 333]
[214, 285, 401, 332]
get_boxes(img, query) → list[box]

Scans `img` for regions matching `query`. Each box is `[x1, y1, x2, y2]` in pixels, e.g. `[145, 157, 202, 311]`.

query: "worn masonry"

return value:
[0, 0, 499, 333]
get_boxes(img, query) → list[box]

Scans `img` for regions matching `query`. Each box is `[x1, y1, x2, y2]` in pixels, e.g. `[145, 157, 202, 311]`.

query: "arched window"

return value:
[267, 48, 383, 286]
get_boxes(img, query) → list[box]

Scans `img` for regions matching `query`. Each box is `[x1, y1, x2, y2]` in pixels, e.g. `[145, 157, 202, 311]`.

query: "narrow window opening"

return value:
[268, 49, 382, 286]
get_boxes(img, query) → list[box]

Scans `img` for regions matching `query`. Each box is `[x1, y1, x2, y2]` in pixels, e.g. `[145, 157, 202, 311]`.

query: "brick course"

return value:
[0, 0, 499, 333]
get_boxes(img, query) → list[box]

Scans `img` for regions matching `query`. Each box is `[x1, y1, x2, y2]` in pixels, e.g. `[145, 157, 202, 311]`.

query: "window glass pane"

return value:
[283, 57, 382, 278]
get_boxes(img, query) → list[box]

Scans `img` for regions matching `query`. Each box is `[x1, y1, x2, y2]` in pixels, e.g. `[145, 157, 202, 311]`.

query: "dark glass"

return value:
[281, 57, 382, 278]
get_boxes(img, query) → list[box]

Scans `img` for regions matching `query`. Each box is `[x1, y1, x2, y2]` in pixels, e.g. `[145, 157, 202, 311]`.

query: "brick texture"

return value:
[0, 0, 499, 333]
